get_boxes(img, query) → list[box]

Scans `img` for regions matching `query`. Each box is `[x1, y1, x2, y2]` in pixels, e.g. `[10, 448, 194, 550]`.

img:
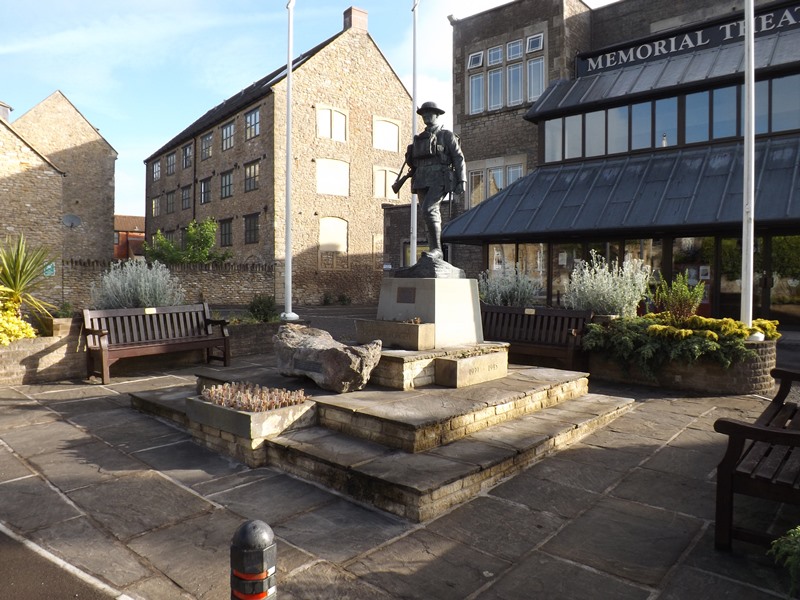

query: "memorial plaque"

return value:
[396, 286, 416, 304]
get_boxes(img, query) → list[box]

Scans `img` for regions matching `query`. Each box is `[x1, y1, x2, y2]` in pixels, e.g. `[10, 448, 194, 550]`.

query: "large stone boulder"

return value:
[273, 324, 382, 393]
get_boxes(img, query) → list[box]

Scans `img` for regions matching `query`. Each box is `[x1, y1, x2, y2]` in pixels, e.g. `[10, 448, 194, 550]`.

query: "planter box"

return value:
[589, 340, 777, 395]
[355, 319, 435, 350]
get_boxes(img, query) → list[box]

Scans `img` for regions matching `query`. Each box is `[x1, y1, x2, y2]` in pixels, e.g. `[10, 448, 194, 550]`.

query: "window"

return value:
[163, 230, 175, 243]
[527, 34, 543, 53]
[222, 121, 235, 151]
[152, 161, 160, 181]
[527, 57, 544, 101]
[151, 196, 160, 217]
[166, 153, 175, 175]
[181, 186, 191, 210]
[373, 118, 400, 152]
[607, 106, 629, 154]
[585, 110, 606, 157]
[487, 167, 503, 197]
[685, 91, 709, 143]
[507, 40, 523, 61]
[488, 46, 503, 66]
[317, 107, 347, 142]
[772, 74, 800, 132]
[507, 164, 523, 186]
[114, 231, 119, 246]
[319, 217, 348, 270]
[220, 170, 233, 198]
[564, 115, 582, 159]
[374, 167, 400, 199]
[545, 118, 563, 162]
[200, 133, 213, 160]
[469, 170, 485, 207]
[244, 213, 259, 244]
[467, 51, 483, 69]
[507, 63, 523, 106]
[244, 160, 260, 192]
[469, 73, 484, 114]
[713, 86, 737, 139]
[200, 178, 211, 204]
[315, 159, 350, 196]
[165, 191, 175, 214]
[182, 144, 192, 169]
[655, 97, 677, 147]
[631, 102, 652, 150]
[488, 68, 503, 110]
[245, 108, 260, 139]
[219, 219, 232, 247]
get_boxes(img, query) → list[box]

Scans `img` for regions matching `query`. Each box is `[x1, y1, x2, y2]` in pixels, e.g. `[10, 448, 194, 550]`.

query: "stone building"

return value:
[12, 91, 117, 263]
[443, 0, 800, 323]
[145, 7, 412, 306]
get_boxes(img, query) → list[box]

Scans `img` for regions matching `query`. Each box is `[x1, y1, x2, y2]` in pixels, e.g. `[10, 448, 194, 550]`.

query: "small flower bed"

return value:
[0, 302, 37, 346]
[201, 382, 310, 412]
[582, 313, 780, 378]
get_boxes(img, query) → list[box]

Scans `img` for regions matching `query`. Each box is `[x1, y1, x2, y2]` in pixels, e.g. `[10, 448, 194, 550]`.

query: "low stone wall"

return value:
[0, 320, 280, 387]
[589, 340, 777, 395]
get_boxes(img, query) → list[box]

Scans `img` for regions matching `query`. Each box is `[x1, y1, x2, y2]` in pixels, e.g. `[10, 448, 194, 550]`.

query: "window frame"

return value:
[152, 161, 161, 181]
[221, 121, 235, 151]
[199, 178, 212, 204]
[244, 213, 259, 244]
[317, 106, 348, 142]
[165, 190, 175, 214]
[488, 68, 503, 111]
[200, 132, 213, 161]
[220, 170, 233, 199]
[487, 45, 503, 66]
[182, 144, 192, 169]
[507, 39, 523, 61]
[245, 108, 260, 140]
[527, 34, 543, 53]
[165, 152, 175, 176]
[467, 51, 484, 69]
[181, 185, 192, 210]
[244, 160, 260, 192]
[219, 219, 233, 247]
[469, 73, 485, 115]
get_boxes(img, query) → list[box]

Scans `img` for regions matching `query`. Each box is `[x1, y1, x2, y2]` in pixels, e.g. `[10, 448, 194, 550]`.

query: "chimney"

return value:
[343, 6, 368, 31]
[0, 101, 11, 123]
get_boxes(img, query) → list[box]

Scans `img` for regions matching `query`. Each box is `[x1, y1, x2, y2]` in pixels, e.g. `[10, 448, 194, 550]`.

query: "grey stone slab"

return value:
[275, 538, 317, 579]
[28, 440, 145, 492]
[0, 388, 32, 402]
[641, 443, 722, 480]
[121, 575, 195, 600]
[316, 387, 427, 411]
[521, 455, 629, 493]
[0, 476, 81, 532]
[666, 425, 725, 450]
[48, 395, 129, 418]
[0, 419, 94, 458]
[275, 427, 394, 467]
[281, 561, 394, 600]
[193, 466, 283, 496]
[490, 471, 600, 519]
[0, 447, 33, 482]
[479, 550, 650, 600]
[107, 375, 194, 394]
[211, 473, 337, 525]
[0, 403, 59, 433]
[87, 413, 189, 453]
[428, 437, 516, 469]
[428, 496, 565, 561]
[274, 498, 409, 563]
[16, 382, 117, 401]
[611, 467, 716, 520]
[470, 419, 555, 451]
[133, 439, 248, 486]
[348, 529, 510, 600]
[659, 565, 783, 600]
[357, 395, 489, 427]
[633, 397, 715, 417]
[606, 410, 695, 441]
[543, 496, 702, 586]
[30, 516, 151, 588]
[558, 442, 648, 472]
[581, 427, 665, 455]
[67, 406, 144, 432]
[128, 509, 240, 600]
[354, 451, 479, 493]
[67, 471, 213, 540]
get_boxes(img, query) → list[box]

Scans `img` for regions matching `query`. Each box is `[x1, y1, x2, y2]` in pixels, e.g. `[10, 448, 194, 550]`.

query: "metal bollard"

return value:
[231, 519, 277, 600]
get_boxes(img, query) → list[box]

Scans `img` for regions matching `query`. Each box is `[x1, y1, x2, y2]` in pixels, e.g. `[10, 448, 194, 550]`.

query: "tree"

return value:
[144, 218, 232, 265]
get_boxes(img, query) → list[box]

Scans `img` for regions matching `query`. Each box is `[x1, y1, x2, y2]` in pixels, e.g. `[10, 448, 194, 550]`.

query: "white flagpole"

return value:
[741, 0, 755, 327]
[282, 0, 299, 321]
[410, 0, 419, 265]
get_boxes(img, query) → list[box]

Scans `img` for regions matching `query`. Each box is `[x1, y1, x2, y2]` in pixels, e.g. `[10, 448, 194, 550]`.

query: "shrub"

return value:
[90, 261, 186, 309]
[144, 218, 232, 265]
[770, 525, 800, 596]
[653, 271, 705, 326]
[248, 294, 279, 322]
[0, 301, 37, 346]
[563, 250, 651, 318]
[581, 313, 780, 379]
[478, 265, 544, 307]
[0, 234, 56, 321]
[201, 382, 309, 412]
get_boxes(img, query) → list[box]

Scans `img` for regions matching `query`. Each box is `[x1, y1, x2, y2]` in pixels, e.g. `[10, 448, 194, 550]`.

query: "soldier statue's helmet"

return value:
[416, 101, 445, 116]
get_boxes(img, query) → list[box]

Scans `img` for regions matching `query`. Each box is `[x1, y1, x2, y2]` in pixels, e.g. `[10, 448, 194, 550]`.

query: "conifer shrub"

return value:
[90, 261, 186, 309]
[248, 294, 279, 322]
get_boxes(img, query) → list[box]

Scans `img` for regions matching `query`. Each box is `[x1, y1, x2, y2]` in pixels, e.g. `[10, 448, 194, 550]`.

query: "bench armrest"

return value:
[714, 417, 800, 447]
[206, 318, 229, 326]
[84, 327, 108, 337]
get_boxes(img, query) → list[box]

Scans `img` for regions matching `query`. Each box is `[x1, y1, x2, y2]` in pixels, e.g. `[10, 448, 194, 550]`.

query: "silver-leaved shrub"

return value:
[478, 265, 544, 308]
[90, 261, 186, 309]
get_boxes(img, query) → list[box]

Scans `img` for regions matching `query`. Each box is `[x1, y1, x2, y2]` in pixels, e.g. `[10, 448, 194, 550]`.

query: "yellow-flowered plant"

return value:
[0, 301, 37, 346]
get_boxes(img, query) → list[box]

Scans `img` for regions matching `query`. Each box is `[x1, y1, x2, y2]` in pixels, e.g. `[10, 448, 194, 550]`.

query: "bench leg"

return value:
[715, 470, 734, 551]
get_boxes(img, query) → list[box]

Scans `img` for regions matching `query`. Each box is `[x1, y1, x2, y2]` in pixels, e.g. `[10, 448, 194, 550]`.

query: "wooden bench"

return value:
[480, 305, 593, 370]
[83, 303, 230, 384]
[714, 368, 800, 550]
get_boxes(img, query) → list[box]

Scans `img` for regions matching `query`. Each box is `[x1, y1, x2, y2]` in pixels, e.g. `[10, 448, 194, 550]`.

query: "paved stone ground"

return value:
[0, 310, 799, 599]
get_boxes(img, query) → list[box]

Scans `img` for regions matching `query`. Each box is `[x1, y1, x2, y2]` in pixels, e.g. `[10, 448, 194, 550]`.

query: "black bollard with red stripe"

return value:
[231, 519, 276, 600]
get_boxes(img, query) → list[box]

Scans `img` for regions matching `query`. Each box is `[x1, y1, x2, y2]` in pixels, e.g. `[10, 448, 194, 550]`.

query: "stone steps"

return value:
[130, 364, 634, 522]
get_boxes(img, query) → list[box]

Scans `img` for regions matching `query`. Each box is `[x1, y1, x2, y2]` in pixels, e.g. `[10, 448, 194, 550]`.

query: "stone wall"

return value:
[589, 341, 778, 396]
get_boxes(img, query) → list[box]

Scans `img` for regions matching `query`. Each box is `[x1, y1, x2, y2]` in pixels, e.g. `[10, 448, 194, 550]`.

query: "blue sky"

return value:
[1, 0, 613, 217]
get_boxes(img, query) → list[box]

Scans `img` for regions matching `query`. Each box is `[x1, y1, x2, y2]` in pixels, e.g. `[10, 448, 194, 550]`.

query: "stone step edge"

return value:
[316, 376, 589, 453]
[266, 396, 635, 522]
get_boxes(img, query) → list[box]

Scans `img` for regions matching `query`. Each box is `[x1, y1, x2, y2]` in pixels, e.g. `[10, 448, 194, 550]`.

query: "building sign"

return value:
[43, 262, 56, 277]
[577, 3, 800, 76]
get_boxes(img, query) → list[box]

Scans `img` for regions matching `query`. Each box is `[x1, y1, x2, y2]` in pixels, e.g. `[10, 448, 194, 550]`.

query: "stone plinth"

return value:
[435, 352, 508, 388]
[376, 278, 483, 348]
[354, 319, 435, 351]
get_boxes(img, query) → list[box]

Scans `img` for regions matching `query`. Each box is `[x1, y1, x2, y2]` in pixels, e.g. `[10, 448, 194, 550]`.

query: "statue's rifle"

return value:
[391, 158, 414, 195]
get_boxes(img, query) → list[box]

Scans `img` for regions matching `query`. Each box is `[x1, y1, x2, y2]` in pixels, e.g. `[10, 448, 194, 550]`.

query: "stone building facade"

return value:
[145, 7, 412, 306]
[12, 91, 117, 264]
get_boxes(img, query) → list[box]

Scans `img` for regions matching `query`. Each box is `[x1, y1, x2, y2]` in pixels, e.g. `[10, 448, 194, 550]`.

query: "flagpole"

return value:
[410, 0, 420, 265]
[741, 0, 755, 327]
[282, 0, 299, 321]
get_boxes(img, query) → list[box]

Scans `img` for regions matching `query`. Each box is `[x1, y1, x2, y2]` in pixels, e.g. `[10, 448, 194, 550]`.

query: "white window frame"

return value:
[221, 121, 235, 151]
[182, 144, 192, 169]
[527, 34, 543, 53]
[488, 68, 503, 111]
[507, 39, 523, 61]
[527, 57, 545, 102]
[467, 51, 483, 69]
[488, 45, 503, 66]
[373, 117, 400, 152]
[469, 73, 485, 114]
[373, 166, 400, 199]
[507, 63, 523, 106]
[317, 106, 347, 142]
[152, 161, 160, 181]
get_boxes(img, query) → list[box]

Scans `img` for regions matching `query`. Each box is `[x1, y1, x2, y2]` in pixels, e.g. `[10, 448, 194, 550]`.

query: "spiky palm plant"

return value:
[0, 234, 56, 320]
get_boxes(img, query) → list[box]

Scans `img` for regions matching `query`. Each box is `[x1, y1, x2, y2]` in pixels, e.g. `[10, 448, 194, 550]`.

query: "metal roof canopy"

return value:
[442, 136, 800, 244]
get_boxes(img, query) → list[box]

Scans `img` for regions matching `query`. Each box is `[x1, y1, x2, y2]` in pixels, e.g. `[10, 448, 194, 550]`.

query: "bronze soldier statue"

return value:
[395, 101, 466, 261]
